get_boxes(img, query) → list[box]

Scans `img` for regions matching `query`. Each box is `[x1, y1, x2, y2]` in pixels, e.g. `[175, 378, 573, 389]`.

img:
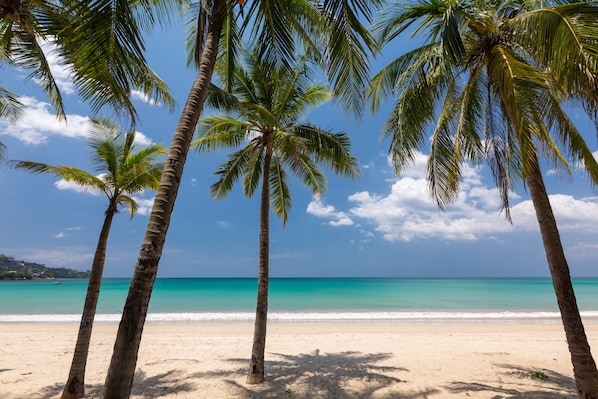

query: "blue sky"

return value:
[2, 23, 598, 278]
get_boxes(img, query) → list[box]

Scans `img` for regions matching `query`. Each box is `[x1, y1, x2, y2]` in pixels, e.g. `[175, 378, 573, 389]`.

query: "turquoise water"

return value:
[1, 278, 597, 323]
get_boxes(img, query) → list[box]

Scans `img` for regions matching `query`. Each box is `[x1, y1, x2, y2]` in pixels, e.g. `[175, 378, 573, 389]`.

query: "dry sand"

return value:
[1, 322, 596, 398]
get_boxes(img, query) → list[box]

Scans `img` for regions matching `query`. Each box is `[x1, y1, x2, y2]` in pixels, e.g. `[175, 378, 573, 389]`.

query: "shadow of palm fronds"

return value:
[446, 363, 576, 399]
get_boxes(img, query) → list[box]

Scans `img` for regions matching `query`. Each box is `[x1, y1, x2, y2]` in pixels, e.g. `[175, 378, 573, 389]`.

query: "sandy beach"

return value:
[1, 322, 596, 398]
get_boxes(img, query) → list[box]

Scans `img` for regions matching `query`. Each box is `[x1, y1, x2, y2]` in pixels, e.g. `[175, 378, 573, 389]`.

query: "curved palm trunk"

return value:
[61, 203, 117, 399]
[101, 2, 226, 398]
[526, 159, 598, 399]
[247, 148, 272, 384]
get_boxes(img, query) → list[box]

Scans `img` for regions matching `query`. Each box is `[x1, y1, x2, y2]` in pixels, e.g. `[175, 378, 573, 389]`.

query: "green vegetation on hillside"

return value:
[0, 254, 90, 280]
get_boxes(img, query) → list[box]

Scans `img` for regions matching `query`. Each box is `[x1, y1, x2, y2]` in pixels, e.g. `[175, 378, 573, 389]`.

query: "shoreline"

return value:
[2, 310, 598, 325]
[2, 322, 596, 398]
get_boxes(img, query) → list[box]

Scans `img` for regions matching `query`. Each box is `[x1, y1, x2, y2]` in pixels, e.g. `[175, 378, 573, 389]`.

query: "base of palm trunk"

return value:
[246, 362, 264, 385]
[246, 374, 264, 384]
[61, 376, 83, 399]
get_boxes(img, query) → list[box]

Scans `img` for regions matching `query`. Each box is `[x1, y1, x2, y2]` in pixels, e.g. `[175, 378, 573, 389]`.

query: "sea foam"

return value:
[2, 311, 598, 324]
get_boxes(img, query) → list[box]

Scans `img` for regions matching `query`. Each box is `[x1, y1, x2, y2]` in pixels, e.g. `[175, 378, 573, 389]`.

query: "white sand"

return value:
[1, 322, 596, 398]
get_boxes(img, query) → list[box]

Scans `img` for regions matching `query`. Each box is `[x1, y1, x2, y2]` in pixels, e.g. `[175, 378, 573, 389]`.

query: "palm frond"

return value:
[269, 156, 292, 223]
[507, 2, 598, 101]
[117, 194, 138, 219]
[0, 141, 6, 163]
[193, 116, 250, 152]
[47, 0, 175, 125]
[9, 161, 108, 193]
[211, 145, 255, 199]
[0, 85, 23, 123]
[241, 147, 264, 199]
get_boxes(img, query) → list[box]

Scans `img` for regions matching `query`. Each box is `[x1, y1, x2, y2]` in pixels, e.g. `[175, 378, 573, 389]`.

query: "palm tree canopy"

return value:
[193, 50, 360, 223]
[370, 0, 598, 217]
[184, 0, 383, 119]
[0, 0, 178, 124]
[9, 116, 166, 218]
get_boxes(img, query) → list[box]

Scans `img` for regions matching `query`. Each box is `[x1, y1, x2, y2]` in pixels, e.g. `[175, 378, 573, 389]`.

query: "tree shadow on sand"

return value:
[446, 363, 576, 399]
[29, 368, 196, 399]
[192, 350, 439, 398]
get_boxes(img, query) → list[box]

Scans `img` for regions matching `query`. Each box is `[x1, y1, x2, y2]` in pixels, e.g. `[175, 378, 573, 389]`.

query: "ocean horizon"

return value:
[2, 277, 598, 324]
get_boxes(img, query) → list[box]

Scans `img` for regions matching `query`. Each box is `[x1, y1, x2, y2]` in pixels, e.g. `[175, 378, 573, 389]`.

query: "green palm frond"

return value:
[269, 156, 291, 223]
[9, 161, 108, 193]
[375, 0, 598, 219]
[243, 0, 300, 69]
[319, 0, 381, 117]
[538, 89, 598, 185]
[271, 131, 326, 194]
[45, 0, 175, 124]
[199, 45, 358, 222]
[242, 147, 265, 199]
[205, 83, 241, 112]
[0, 141, 5, 163]
[10, 116, 164, 213]
[193, 116, 250, 152]
[211, 145, 255, 199]
[506, 3, 598, 96]
[0, 85, 23, 123]
[117, 194, 138, 219]
[291, 125, 360, 179]
[281, 84, 331, 123]
[3, 15, 66, 119]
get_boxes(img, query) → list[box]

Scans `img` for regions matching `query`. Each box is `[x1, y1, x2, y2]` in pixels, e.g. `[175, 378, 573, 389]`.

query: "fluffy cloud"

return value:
[131, 90, 162, 107]
[0, 96, 155, 146]
[0, 97, 90, 145]
[55, 178, 102, 195]
[55, 177, 155, 216]
[40, 41, 76, 95]
[307, 152, 598, 242]
[307, 198, 354, 226]
[131, 197, 155, 216]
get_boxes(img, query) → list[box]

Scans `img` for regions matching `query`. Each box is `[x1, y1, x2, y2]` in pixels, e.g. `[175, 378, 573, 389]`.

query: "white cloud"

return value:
[0, 97, 90, 145]
[40, 41, 76, 95]
[54, 177, 155, 217]
[131, 89, 162, 107]
[511, 194, 598, 234]
[0, 96, 153, 146]
[132, 131, 153, 147]
[308, 151, 598, 242]
[7, 247, 93, 268]
[55, 178, 102, 195]
[306, 198, 354, 226]
[216, 220, 232, 230]
[131, 197, 155, 216]
[53, 226, 83, 239]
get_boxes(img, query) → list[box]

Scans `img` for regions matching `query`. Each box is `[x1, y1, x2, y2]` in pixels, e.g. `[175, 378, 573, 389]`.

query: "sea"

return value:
[1, 278, 598, 325]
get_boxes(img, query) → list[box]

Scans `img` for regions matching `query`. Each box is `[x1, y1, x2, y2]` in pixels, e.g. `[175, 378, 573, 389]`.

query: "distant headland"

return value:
[0, 254, 90, 280]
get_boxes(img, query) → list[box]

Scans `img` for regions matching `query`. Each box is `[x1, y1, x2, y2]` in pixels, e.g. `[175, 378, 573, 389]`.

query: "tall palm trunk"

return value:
[526, 159, 598, 399]
[101, 2, 226, 398]
[247, 147, 272, 384]
[61, 202, 117, 399]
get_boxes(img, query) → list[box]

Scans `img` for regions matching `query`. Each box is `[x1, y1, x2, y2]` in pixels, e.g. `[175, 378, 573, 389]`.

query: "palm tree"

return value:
[102, 1, 380, 396]
[370, 1, 598, 397]
[0, 86, 23, 164]
[0, 0, 175, 123]
[194, 51, 360, 383]
[10, 117, 165, 399]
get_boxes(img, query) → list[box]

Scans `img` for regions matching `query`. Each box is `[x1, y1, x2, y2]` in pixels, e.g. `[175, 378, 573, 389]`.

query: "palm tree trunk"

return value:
[61, 204, 116, 399]
[526, 159, 598, 399]
[101, 2, 226, 398]
[247, 148, 272, 384]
